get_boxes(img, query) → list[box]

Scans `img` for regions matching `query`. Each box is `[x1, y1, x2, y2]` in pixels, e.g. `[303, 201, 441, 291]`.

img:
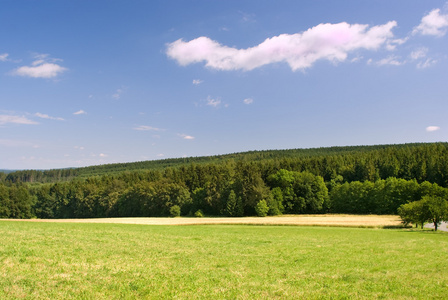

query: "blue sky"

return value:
[1, 0, 448, 170]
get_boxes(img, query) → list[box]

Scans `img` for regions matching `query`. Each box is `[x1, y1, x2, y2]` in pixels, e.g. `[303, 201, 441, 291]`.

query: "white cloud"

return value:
[0, 53, 9, 61]
[243, 98, 254, 104]
[426, 126, 440, 132]
[167, 21, 397, 71]
[413, 8, 448, 37]
[408, 48, 437, 69]
[206, 96, 221, 107]
[74, 146, 85, 150]
[35, 112, 64, 121]
[417, 58, 437, 69]
[73, 110, 87, 115]
[99, 153, 108, 157]
[193, 79, 203, 85]
[385, 37, 408, 51]
[12, 54, 67, 78]
[410, 48, 428, 60]
[179, 134, 195, 140]
[157, 153, 165, 157]
[13, 63, 67, 78]
[375, 55, 403, 66]
[133, 125, 163, 131]
[0, 114, 38, 125]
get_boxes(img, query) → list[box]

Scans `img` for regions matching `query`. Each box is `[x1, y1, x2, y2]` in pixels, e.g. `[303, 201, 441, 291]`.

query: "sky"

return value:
[1, 0, 448, 170]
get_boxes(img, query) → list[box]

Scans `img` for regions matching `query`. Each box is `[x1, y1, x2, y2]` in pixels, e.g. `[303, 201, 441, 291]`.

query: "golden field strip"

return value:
[2, 214, 402, 227]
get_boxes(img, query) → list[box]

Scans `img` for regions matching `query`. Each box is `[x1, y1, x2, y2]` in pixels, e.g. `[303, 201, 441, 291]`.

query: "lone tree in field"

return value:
[398, 196, 448, 231]
[398, 200, 429, 228]
[425, 196, 448, 231]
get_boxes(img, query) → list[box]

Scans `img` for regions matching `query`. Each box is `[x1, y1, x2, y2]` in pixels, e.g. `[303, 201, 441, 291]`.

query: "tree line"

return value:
[3, 143, 448, 187]
[1, 157, 447, 220]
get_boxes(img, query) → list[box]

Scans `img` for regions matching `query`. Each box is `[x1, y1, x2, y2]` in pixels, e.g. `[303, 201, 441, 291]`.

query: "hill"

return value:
[1, 142, 447, 184]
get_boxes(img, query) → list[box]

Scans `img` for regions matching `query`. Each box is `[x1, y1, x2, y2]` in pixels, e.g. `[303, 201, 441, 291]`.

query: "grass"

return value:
[0, 221, 447, 299]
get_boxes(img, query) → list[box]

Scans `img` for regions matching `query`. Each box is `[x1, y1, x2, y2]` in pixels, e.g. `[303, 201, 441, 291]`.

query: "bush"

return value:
[255, 200, 269, 217]
[194, 209, 204, 218]
[170, 205, 181, 217]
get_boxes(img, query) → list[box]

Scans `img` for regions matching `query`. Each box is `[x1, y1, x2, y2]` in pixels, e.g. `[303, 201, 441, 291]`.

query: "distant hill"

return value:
[0, 169, 17, 174]
[2, 142, 447, 184]
[61, 143, 434, 176]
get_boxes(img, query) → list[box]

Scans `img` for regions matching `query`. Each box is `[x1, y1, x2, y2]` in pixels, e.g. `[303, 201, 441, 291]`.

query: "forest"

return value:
[1, 142, 448, 219]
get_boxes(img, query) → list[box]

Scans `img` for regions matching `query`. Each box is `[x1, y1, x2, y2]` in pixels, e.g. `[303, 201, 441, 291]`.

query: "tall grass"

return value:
[0, 221, 447, 299]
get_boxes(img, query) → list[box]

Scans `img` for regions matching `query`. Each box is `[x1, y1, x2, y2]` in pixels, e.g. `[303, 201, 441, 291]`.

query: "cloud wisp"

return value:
[0, 114, 38, 125]
[426, 126, 440, 132]
[133, 125, 163, 131]
[35, 112, 64, 121]
[12, 54, 67, 78]
[206, 96, 221, 107]
[413, 8, 448, 37]
[179, 134, 195, 140]
[243, 98, 254, 104]
[167, 21, 397, 71]
[112, 88, 123, 99]
[375, 55, 404, 66]
[0, 53, 9, 61]
[73, 110, 87, 115]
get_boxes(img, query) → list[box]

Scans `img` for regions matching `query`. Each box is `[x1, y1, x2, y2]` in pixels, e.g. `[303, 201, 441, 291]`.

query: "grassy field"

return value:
[0, 221, 447, 299]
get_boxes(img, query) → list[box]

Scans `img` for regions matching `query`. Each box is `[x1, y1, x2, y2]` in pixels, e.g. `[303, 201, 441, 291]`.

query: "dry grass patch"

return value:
[3, 214, 402, 227]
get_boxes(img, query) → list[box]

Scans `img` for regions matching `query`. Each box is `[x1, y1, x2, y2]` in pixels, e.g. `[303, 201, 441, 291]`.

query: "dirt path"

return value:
[1, 214, 402, 227]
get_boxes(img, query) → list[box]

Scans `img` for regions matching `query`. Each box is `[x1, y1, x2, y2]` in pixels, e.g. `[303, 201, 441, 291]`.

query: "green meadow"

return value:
[1, 221, 447, 299]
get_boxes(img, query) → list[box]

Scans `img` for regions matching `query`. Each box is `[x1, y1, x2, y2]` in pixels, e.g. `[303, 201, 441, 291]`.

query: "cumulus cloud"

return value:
[0, 53, 9, 61]
[243, 98, 254, 104]
[193, 79, 203, 85]
[13, 63, 67, 78]
[167, 21, 397, 71]
[133, 125, 163, 131]
[12, 54, 67, 78]
[0, 114, 38, 125]
[179, 134, 195, 140]
[413, 8, 448, 37]
[73, 110, 87, 115]
[35, 112, 64, 121]
[426, 126, 440, 132]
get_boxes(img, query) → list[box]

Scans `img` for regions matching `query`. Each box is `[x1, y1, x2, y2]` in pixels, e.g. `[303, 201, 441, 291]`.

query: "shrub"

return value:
[194, 209, 204, 218]
[255, 200, 269, 217]
[170, 205, 181, 217]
